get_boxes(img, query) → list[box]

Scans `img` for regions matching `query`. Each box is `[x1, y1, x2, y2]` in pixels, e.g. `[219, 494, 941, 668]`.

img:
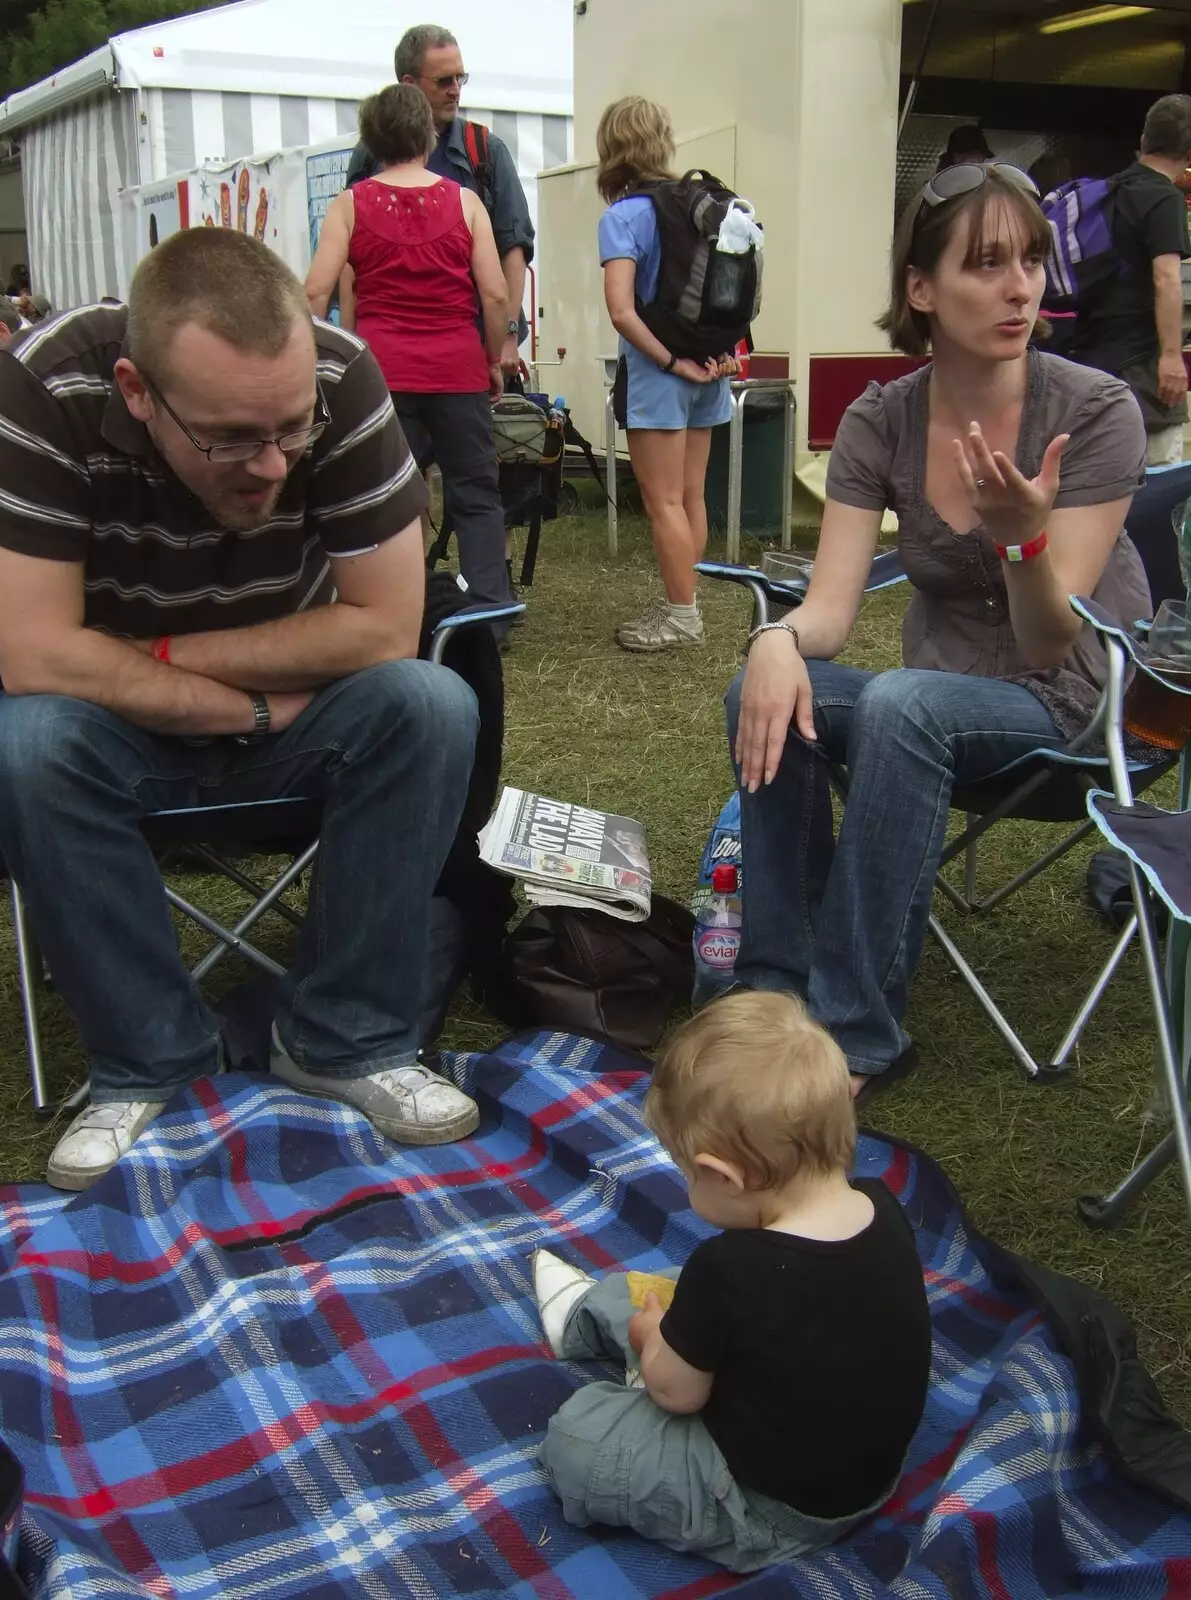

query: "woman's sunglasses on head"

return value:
[919, 162, 1039, 212]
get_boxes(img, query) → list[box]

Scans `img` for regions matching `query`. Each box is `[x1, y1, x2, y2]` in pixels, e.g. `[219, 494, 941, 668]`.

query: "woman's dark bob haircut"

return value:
[879, 167, 1052, 358]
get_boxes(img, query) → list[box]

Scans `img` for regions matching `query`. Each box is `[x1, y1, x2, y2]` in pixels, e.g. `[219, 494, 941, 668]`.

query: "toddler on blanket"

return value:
[533, 991, 931, 1573]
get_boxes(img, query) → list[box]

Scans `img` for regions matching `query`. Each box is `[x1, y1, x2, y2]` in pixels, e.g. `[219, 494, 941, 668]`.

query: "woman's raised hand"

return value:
[953, 422, 1069, 546]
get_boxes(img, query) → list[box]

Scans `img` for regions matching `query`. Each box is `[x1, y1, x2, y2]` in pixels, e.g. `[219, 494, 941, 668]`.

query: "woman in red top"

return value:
[307, 84, 511, 622]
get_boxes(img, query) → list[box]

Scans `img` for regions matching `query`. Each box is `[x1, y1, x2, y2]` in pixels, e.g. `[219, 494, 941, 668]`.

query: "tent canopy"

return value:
[0, 0, 572, 133]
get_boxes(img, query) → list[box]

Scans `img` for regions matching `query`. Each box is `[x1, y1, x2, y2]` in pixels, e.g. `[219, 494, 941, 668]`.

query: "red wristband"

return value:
[994, 530, 1048, 564]
[150, 635, 172, 663]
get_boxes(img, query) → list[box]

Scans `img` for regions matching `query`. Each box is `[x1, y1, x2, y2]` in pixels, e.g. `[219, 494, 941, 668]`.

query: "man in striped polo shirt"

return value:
[0, 229, 484, 1189]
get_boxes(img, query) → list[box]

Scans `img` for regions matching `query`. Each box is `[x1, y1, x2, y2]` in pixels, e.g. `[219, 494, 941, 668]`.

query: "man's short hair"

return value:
[1141, 94, 1191, 160]
[126, 229, 310, 390]
[645, 991, 856, 1190]
[0, 300, 21, 334]
[395, 23, 458, 81]
[359, 84, 436, 166]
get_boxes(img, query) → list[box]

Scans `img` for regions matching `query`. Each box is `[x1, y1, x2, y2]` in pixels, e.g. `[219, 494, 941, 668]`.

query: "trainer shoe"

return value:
[532, 1248, 596, 1357]
[47, 1099, 167, 1191]
[616, 602, 706, 653]
[269, 1028, 480, 1146]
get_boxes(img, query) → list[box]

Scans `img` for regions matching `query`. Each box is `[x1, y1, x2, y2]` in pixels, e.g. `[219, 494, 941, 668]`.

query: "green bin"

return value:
[705, 389, 789, 536]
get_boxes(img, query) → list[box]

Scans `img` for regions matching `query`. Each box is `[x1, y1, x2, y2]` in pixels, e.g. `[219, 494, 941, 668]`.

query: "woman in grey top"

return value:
[727, 164, 1149, 1096]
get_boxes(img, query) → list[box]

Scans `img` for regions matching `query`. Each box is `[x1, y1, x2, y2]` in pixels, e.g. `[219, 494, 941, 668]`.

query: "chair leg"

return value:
[10, 878, 51, 1114]
[1049, 915, 1139, 1070]
[970, 818, 1097, 915]
[1078, 1134, 1175, 1228]
[927, 913, 1046, 1079]
[165, 888, 286, 980]
[963, 820, 978, 904]
[187, 845, 304, 930]
[519, 507, 543, 587]
[188, 844, 316, 979]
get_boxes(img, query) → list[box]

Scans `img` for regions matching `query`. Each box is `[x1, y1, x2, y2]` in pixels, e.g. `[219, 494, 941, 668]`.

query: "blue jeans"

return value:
[0, 661, 479, 1103]
[724, 662, 1064, 1075]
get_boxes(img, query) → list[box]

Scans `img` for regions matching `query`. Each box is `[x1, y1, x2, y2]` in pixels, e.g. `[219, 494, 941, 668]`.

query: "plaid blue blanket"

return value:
[0, 1032, 1188, 1599]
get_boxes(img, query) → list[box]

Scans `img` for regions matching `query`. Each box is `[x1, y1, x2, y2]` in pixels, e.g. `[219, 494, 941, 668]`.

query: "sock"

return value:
[667, 600, 700, 626]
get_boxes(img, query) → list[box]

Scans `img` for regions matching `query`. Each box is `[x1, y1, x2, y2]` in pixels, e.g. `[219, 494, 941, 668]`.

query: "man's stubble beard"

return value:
[204, 482, 285, 533]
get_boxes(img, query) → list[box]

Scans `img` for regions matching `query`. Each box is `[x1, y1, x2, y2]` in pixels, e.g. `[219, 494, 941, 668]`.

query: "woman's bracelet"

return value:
[746, 620, 800, 656]
[994, 529, 1048, 563]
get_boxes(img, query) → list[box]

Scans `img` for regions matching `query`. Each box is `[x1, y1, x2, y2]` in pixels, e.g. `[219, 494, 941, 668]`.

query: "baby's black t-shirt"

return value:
[659, 1176, 931, 1519]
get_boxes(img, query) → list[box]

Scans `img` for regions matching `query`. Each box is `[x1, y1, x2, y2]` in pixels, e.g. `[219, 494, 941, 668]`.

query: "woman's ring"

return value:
[974, 478, 987, 489]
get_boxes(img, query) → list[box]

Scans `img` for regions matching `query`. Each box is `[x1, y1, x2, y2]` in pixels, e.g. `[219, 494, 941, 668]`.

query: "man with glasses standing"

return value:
[346, 23, 534, 379]
[0, 227, 484, 1189]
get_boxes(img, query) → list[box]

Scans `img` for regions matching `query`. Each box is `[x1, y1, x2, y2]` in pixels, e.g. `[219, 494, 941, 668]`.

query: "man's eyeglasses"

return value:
[147, 381, 331, 464]
[423, 71, 468, 89]
[918, 161, 1039, 212]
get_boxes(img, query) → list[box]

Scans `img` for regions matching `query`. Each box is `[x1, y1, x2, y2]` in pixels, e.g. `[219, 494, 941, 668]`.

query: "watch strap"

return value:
[235, 692, 271, 744]
[248, 691, 270, 737]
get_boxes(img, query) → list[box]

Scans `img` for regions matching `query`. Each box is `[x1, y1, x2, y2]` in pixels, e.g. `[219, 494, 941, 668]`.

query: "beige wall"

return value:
[544, 0, 902, 453]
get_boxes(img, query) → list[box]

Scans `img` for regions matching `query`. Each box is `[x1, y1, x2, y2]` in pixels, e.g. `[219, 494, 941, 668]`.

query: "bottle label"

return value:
[697, 929, 741, 970]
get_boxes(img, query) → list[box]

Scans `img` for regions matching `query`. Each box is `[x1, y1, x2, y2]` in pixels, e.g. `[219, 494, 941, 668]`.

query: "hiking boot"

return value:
[616, 602, 706, 653]
[270, 1028, 480, 1146]
[47, 1099, 167, 1191]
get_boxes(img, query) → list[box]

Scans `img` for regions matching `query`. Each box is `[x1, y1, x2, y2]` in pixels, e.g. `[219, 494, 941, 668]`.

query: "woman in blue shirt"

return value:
[597, 97, 737, 652]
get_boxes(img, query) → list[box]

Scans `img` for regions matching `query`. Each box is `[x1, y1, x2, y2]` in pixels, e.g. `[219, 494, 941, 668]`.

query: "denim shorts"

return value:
[620, 344, 733, 431]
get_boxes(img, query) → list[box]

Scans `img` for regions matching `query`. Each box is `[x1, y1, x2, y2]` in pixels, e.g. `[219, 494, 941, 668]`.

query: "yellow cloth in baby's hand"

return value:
[627, 1271, 677, 1311]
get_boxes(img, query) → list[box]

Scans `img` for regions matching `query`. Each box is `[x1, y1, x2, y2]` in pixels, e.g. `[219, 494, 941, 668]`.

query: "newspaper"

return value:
[478, 787, 651, 922]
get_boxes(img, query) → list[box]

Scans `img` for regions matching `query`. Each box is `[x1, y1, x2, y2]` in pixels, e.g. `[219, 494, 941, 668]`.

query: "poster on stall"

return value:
[305, 147, 353, 259]
[138, 181, 189, 256]
[190, 160, 281, 254]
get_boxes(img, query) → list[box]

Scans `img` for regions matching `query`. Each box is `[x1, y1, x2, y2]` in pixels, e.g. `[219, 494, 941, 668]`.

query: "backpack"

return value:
[633, 170, 763, 363]
[1041, 175, 1122, 311]
[346, 120, 494, 213]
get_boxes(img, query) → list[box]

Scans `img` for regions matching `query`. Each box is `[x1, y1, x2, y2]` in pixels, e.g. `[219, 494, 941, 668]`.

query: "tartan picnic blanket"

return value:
[0, 1032, 1189, 1599]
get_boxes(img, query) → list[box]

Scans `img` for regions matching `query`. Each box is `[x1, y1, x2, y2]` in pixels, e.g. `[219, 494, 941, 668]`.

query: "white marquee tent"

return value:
[0, 0, 573, 310]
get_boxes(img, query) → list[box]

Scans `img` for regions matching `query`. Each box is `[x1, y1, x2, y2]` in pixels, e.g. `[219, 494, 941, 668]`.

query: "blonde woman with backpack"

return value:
[597, 97, 740, 653]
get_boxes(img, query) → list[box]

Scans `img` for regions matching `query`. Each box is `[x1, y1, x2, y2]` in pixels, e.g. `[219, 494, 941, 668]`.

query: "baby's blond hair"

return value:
[645, 992, 855, 1190]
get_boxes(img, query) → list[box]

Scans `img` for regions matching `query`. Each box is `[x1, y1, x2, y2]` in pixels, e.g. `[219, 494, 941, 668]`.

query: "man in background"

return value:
[1069, 94, 1191, 467]
[935, 124, 993, 174]
[346, 22, 534, 377]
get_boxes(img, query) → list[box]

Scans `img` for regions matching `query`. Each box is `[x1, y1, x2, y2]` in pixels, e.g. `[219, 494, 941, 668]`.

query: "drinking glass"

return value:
[1123, 599, 1191, 750]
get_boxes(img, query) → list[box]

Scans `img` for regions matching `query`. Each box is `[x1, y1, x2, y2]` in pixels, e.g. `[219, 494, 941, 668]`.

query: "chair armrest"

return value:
[695, 561, 805, 629]
[429, 602, 527, 664]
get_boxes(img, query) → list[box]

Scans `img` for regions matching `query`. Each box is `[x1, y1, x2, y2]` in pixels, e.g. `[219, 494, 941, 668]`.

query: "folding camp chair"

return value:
[1063, 597, 1191, 1229]
[7, 600, 524, 1115]
[696, 559, 1175, 1083]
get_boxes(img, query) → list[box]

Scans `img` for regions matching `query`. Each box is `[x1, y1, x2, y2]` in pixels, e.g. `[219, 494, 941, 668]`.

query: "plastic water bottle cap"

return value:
[710, 863, 739, 893]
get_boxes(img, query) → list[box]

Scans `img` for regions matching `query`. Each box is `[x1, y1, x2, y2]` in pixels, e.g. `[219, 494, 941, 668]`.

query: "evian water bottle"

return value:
[692, 863, 743, 1007]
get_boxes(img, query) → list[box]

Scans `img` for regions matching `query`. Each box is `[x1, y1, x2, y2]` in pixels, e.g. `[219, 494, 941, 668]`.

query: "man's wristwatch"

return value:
[506, 318, 519, 337]
[235, 691, 271, 744]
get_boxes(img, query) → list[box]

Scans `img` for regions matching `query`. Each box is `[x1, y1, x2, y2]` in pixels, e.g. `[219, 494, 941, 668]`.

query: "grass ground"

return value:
[1, 500, 1189, 1421]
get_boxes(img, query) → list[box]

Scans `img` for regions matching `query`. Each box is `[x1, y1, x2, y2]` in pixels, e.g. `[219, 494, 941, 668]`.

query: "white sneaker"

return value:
[532, 1248, 595, 1357]
[47, 1100, 167, 1191]
[616, 601, 706, 653]
[269, 1028, 480, 1146]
